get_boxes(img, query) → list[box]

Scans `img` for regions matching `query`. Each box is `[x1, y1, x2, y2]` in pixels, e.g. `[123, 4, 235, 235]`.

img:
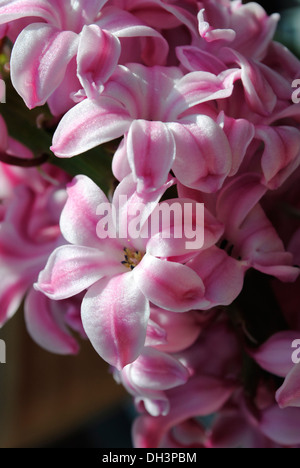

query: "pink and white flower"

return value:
[0, 115, 84, 354]
[51, 62, 242, 194]
[176, 1, 300, 191]
[0, 0, 169, 114]
[34, 173, 246, 369]
[132, 315, 241, 448]
[0, 161, 85, 353]
[179, 173, 300, 283]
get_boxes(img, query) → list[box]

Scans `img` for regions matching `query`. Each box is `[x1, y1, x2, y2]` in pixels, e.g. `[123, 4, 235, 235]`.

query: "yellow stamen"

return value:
[121, 247, 144, 270]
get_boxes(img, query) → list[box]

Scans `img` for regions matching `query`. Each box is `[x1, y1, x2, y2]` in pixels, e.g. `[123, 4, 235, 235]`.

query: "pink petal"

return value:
[10, 23, 79, 109]
[187, 246, 246, 307]
[144, 202, 224, 256]
[150, 306, 204, 353]
[176, 46, 226, 74]
[221, 48, 277, 116]
[209, 409, 257, 449]
[216, 174, 299, 282]
[255, 125, 300, 190]
[81, 272, 150, 369]
[35, 245, 123, 300]
[216, 173, 267, 236]
[47, 56, 81, 116]
[197, 8, 236, 43]
[127, 119, 176, 193]
[276, 364, 300, 409]
[111, 173, 175, 251]
[145, 318, 167, 348]
[126, 0, 198, 36]
[230, 3, 280, 60]
[144, 198, 206, 257]
[60, 174, 111, 248]
[97, 6, 169, 66]
[259, 405, 300, 446]
[134, 254, 207, 312]
[0, 0, 59, 25]
[126, 347, 190, 391]
[108, 63, 183, 122]
[24, 288, 79, 355]
[217, 112, 255, 176]
[250, 331, 299, 378]
[51, 97, 132, 157]
[0, 274, 30, 325]
[170, 118, 232, 192]
[77, 24, 121, 98]
[81, 0, 109, 22]
[112, 135, 131, 181]
[166, 71, 234, 120]
[133, 375, 237, 448]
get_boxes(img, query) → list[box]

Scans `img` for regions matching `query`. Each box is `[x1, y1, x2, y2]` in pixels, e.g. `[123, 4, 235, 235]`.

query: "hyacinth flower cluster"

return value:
[0, 0, 300, 448]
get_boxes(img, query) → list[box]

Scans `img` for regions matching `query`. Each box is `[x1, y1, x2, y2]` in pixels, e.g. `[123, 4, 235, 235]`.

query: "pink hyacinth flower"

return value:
[176, 1, 300, 192]
[114, 346, 191, 417]
[180, 173, 299, 283]
[0, 0, 169, 114]
[132, 315, 241, 448]
[51, 62, 238, 194]
[215, 174, 300, 282]
[35, 173, 229, 369]
[0, 161, 85, 353]
[0, 116, 84, 354]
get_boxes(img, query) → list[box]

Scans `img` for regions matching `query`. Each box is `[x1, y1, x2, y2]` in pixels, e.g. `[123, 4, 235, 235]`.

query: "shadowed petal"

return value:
[77, 25, 121, 98]
[170, 117, 232, 192]
[133, 375, 237, 448]
[276, 364, 300, 408]
[134, 255, 207, 312]
[259, 405, 300, 446]
[166, 71, 234, 120]
[24, 288, 79, 355]
[188, 246, 246, 307]
[125, 347, 190, 391]
[250, 331, 299, 378]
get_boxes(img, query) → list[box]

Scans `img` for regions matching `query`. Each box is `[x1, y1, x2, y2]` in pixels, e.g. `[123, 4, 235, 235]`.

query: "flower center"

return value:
[121, 248, 144, 270]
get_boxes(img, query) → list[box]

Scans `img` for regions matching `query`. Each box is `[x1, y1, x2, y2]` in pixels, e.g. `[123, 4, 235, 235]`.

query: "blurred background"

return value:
[0, 311, 136, 448]
[0, 0, 299, 449]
